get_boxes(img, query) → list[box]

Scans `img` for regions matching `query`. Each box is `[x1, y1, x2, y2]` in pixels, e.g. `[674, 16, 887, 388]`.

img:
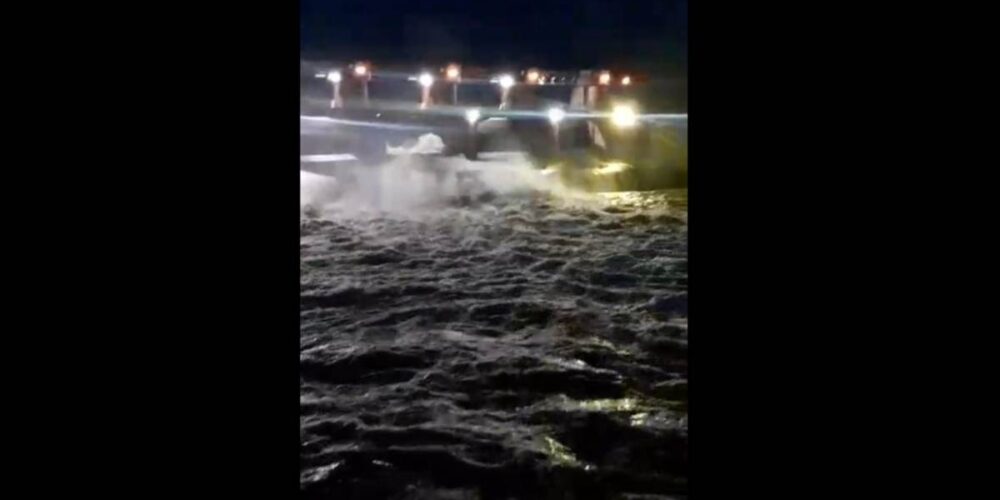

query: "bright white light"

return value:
[465, 108, 481, 124]
[527, 70, 540, 83]
[498, 74, 515, 89]
[327, 71, 342, 83]
[548, 107, 565, 124]
[599, 72, 611, 85]
[354, 64, 367, 76]
[611, 104, 638, 128]
[446, 65, 460, 80]
[621, 75, 631, 86]
[418, 72, 434, 88]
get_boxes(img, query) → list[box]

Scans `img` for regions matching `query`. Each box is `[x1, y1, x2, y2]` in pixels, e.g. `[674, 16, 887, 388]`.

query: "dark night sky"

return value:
[300, 0, 687, 75]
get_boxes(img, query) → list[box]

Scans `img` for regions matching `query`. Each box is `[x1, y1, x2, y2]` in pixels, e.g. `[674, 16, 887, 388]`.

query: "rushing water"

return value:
[301, 150, 687, 499]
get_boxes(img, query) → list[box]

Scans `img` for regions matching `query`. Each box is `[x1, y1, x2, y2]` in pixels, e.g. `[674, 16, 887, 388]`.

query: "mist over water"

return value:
[301, 134, 589, 218]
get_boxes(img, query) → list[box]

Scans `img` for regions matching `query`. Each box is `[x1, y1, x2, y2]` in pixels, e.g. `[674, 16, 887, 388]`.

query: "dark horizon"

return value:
[300, 0, 687, 77]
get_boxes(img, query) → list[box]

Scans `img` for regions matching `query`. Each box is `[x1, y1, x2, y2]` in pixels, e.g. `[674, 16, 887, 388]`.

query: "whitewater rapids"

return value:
[300, 137, 688, 498]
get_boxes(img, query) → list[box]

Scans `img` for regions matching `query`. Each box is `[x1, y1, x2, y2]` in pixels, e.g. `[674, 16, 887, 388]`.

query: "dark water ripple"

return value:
[301, 189, 688, 499]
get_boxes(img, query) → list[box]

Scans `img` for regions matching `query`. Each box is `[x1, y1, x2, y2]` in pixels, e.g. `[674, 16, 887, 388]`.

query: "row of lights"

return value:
[325, 63, 630, 88]
[324, 62, 637, 128]
[547, 70, 630, 87]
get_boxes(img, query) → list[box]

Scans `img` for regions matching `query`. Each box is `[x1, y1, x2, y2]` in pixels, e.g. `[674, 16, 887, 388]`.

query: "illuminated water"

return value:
[300, 152, 687, 498]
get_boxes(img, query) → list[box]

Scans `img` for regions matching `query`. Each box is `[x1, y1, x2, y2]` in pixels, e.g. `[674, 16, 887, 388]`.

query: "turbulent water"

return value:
[300, 148, 688, 499]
